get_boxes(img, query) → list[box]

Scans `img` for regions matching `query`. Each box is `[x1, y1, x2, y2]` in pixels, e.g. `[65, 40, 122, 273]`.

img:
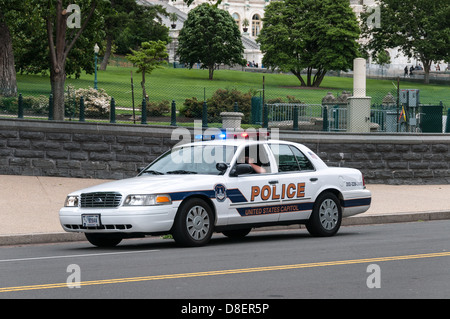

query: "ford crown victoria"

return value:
[59, 137, 371, 247]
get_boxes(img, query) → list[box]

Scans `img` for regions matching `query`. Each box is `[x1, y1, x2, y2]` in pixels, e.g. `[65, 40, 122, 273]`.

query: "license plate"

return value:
[82, 214, 101, 227]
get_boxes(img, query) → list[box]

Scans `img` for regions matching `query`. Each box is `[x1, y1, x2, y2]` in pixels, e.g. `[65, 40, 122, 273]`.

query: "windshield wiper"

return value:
[166, 170, 198, 174]
[142, 170, 164, 175]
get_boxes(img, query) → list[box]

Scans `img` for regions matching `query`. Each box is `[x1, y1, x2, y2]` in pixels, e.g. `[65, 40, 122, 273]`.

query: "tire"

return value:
[306, 192, 342, 237]
[222, 228, 251, 239]
[172, 198, 214, 247]
[85, 233, 122, 247]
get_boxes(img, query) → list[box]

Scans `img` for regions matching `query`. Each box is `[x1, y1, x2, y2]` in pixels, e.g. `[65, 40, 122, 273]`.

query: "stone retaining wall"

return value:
[279, 132, 450, 184]
[1, 119, 449, 184]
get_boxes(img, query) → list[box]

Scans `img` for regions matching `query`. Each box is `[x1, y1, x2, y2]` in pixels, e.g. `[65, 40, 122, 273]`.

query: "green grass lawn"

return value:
[16, 65, 449, 110]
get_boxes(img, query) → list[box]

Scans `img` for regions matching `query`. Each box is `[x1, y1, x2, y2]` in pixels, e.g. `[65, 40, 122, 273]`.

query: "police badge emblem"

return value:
[214, 184, 227, 202]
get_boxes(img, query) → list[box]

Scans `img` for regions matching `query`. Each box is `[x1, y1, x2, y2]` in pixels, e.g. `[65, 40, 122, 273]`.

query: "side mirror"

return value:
[230, 163, 253, 177]
[216, 162, 228, 172]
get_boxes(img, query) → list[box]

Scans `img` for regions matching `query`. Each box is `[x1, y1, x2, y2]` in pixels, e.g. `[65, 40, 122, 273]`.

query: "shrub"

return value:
[0, 97, 18, 113]
[147, 100, 170, 117]
[65, 87, 111, 118]
[180, 88, 253, 124]
[24, 96, 49, 115]
[208, 88, 252, 123]
[0, 95, 49, 115]
[180, 97, 203, 118]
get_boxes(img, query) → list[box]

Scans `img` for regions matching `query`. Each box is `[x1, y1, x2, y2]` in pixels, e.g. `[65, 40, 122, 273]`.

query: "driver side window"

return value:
[235, 145, 272, 174]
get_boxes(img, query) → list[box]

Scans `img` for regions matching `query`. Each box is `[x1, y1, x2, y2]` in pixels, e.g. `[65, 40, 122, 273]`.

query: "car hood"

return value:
[70, 175, 220, 196]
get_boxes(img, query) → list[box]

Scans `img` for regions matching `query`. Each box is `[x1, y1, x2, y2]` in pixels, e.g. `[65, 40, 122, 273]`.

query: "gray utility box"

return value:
[400, 89, 420, 107]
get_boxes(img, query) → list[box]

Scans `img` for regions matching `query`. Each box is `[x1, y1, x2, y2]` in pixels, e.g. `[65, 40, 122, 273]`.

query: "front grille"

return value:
[80, 192, 122, 208]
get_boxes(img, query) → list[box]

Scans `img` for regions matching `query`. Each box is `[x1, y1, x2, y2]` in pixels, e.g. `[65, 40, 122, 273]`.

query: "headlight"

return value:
[65, 195, 79, 207]
[123, 194, 172, 206]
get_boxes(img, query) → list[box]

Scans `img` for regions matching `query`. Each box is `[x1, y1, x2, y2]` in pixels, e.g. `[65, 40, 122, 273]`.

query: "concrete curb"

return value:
[341, 210, 450, 226]
[0, 232, 85, 246]
[2, 211, 450, 246]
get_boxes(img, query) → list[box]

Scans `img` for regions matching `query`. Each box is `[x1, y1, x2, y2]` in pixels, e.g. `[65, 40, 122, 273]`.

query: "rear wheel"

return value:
[85, 233, 122, 247]
[172, 198, 214, 247]
[306, 192, 342, 237]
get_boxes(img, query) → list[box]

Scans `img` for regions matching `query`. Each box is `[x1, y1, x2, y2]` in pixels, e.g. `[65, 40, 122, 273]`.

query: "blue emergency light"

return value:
[195, 130, 269, 141]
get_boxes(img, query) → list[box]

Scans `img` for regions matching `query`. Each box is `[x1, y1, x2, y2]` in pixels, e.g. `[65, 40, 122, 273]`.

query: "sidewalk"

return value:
[1, 175, 450, 245]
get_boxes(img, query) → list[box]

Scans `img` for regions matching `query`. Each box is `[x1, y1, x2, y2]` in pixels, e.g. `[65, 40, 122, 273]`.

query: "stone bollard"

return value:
[220, 112, 244, 129]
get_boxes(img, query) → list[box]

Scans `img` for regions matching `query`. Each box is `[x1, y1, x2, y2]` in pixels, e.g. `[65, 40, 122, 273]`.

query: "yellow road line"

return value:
[1, 251, 449, 293]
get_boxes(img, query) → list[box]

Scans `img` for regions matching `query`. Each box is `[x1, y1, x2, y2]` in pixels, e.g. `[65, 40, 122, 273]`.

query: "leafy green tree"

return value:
[1, 0, 104, 108]
[46, 0, 108, 120]
[126, 40, 168, 101]
[3, 0, 105, 119]
[360, 0, 450, 84]
[257, 0, 360, 87]
[101, 0, 170, 70]
[0, 0, 30, 96]
[177, 3, 245, 80]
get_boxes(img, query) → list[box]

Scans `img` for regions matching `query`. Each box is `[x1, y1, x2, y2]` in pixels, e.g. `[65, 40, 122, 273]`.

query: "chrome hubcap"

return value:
[319, 199, 339, 230]
[186, 205, 210, 240]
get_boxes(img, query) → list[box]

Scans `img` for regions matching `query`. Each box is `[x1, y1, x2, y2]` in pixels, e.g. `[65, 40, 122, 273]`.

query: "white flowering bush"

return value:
[65, 86, 111, 118]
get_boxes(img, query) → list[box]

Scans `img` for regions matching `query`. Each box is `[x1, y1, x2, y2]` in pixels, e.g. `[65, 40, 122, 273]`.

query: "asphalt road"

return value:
[1, 221, 450, 303]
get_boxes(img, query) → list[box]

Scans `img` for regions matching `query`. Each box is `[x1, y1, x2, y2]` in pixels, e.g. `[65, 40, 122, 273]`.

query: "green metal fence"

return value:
[1, 64, 449, 133]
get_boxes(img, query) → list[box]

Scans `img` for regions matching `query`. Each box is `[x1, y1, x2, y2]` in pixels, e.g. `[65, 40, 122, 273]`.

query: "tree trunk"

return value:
[312, 68, 327, 87]
[141, 71, 148, 102]
[100, 34, 112, 71]
[423, 60, 431, 84]
[48, 0, 68, 121]
[50, 67, 66, 120]
[47, 0, 98, 120]
[208, 65, 214, 80]
[0, 16, 17, 97]
[292, 69, 307, 87]
[306, 67, 313, 87]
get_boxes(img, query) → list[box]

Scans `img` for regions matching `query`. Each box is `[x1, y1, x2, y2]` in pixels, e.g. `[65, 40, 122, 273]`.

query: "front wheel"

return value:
[306, 192, 342, 237]
[172, 198, 214, 247]
[85, 233, 122, 247]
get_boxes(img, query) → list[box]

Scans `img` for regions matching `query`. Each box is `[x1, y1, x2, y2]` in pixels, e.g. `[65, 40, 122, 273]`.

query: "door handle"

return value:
[268, 180, 279, 184]
[310, 178, 318, 182]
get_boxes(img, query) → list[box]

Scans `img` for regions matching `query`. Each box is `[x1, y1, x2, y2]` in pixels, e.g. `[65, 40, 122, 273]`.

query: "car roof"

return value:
[177, 138, 300, 148]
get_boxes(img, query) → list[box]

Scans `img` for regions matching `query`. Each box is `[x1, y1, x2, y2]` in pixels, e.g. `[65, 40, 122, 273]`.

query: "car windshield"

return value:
[141, 145, 237, 175]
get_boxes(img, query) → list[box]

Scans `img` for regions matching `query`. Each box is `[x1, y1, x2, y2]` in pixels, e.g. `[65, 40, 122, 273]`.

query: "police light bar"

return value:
[229, 131, 270, 140]
[195, 131, 227, 141]
[195, 130, 270, 141]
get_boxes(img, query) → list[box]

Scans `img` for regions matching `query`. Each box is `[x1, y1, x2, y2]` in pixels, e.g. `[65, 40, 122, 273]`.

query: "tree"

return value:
[126, 40, 168, 101]
[100, 0, 169, 70]
[177, 3, 245, 80]
[360, 0, 450, 84]
[0, 1, 21, 97]
[4, 1, 104, 81]
[257, 0, 360, 87]
[0, 13, 17, 97]
[374, 50, 391, 77]
[46, 0, 105, 120]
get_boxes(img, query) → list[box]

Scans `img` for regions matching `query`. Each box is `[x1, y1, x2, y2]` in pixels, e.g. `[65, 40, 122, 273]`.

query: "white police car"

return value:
[59, 134, 371, 247]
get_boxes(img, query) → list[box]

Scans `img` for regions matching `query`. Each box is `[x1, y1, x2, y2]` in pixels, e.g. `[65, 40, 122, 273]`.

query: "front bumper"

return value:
[59, 205, 178, 234]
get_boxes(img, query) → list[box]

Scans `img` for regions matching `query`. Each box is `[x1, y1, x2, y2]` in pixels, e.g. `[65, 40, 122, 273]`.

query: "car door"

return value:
[267, 142, 321, 222]
[225, 143, 280, 226]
